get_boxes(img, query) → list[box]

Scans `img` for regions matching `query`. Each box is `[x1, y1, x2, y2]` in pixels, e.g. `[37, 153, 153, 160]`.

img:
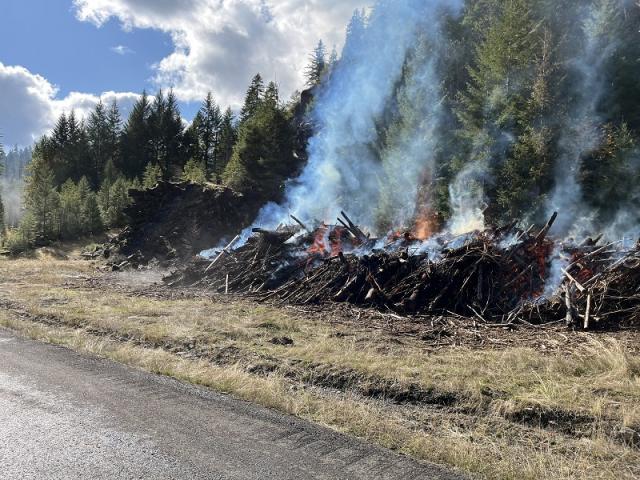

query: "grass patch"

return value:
[1, 256, 640, 479]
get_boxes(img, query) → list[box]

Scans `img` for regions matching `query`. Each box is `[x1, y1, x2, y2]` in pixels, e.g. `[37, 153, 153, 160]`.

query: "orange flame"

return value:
[308, 224, 328, 256]
[329, 227, 346, 257]
[412, 210, 439, 241]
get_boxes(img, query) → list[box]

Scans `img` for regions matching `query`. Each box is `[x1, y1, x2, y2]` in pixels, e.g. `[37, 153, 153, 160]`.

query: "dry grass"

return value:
[1, 255, 639, 479]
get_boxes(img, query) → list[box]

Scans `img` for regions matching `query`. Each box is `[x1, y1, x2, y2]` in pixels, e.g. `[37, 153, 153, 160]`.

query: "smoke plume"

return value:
[253, 0, 462, 234]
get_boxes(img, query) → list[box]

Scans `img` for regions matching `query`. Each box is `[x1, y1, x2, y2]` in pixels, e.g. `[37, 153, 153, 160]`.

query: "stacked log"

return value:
[164, 213, 640, 331]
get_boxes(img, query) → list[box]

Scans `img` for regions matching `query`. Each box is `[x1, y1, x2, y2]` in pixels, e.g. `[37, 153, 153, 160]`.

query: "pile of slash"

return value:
[165, 212, 640, 331]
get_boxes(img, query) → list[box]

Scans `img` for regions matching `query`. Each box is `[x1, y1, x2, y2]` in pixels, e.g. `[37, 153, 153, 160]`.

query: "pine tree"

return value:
[66, 111, 91, 182]
[454, 0, 553, 221]
[121, 91, 152, 179]
[24, 155, 60, 241]
[87, 100, 110, 187]
[342, 9, 367, 61]
[149, 89, 186, 180]
[197, 92, 223, 177]
[217, 108, 237, 182]
[181, 158, 207, 184]
[82, 192, 103, 234]
[142, 162, 163, 189]
[184, 112, 204, 169]
[102, 176, 131, 227]
[0, 140, 5, 176]
[59, 179, 82, 238]
[305, 40, 327, 86]
[223, 82, 298, 201]
[240, 74, 265, 123]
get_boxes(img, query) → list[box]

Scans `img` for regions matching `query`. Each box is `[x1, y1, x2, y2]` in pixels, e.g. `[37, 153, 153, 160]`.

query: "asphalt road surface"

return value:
[0, 328, 463, 480]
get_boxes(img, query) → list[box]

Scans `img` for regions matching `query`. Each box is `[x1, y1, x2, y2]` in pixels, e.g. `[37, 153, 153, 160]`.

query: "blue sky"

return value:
[0, 0, 172, 98]
[0, 0, 366, 147]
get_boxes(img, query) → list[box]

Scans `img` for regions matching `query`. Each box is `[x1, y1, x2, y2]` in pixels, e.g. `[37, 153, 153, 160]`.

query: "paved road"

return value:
[0, 329, 462, 479]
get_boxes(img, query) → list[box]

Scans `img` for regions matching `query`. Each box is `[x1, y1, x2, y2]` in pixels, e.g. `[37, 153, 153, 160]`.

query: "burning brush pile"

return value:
[165, 212, 640, 331]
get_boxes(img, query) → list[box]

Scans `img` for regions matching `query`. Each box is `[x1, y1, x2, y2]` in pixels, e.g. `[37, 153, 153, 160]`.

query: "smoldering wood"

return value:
[163, 212, 640, 332]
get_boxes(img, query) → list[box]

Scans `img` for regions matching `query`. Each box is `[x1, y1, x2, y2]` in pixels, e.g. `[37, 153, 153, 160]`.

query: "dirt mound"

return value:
[114, 182, 261, 265]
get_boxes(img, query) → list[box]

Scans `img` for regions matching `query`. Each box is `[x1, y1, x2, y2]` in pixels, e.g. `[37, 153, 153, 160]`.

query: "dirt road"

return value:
[0, 328, 461, 480]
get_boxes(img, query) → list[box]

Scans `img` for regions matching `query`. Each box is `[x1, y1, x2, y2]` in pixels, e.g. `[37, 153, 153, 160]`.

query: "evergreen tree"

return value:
[454, 0, 555, 221]
[82, 192, 103, 234]
[240, 74, 265, 123]
[106, 99, 122, 166]
[142, 162, 163, 189]
[181, 158, 207, 184]
[223, 82, 298, 201]
[217, 108, 237, 182]
[120, 91, 152, 179]
[87, 100, 110, 187]
[102, 176, 131, 227]
[67, 111, 91, 181]
[184, 112, 204, 169]
[197, 92, 223, 177]
[306, 40, 327, 86]
[148, 89, 186, 179]
[59, 179, 82, 238]
[342, 9, 367, 61]
[24, 155, 60, 241]
[591, 0, 640, 130]
[0, 140, 5, 176]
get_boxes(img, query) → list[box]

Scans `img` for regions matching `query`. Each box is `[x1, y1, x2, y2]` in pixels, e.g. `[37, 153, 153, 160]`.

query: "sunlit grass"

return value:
[1, 256, 640, 479]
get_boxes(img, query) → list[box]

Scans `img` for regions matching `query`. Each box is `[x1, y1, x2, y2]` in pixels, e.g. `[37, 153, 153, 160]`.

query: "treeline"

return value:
[374, 0, 640, 229]
[4, 70, 312, 252]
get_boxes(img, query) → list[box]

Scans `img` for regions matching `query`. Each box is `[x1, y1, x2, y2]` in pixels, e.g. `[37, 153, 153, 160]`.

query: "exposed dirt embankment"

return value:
[117, 182, 262, 265]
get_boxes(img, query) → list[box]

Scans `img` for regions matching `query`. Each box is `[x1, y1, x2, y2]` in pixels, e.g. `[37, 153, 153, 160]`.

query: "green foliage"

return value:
[59, 179, 83, 239]
[24, 155, 60, 241]
[223, 82, 299, 202]
[0, 141, 5, 177]
[19, 2, 640, 241]
[82, 192, 103, 234]
[181, 159, 207, 184]
[240, 74, 265, 124]
[198, 92, 223, 176]
[305, 40, 327, 86]
[142, 163, 163, 190]
[580, 123, 637, 214]
[120, 91, 153, 179]
[101, 176, 131, 228]
[5, 213, 36, 254]
[148, 89, 186, 180]
[217, 108, 237, 182]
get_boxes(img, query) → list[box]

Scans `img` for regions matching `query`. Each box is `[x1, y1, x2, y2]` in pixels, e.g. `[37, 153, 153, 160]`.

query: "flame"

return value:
[308, 224, 328, 256]
[329, 227, 346, 257]
[307, 225, 348, 257]
[412, 210, 440, 241]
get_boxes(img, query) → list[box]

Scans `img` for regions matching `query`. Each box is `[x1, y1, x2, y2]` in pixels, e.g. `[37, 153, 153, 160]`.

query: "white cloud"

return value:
[0, 62, 139, 147]
[73, 0, 367, 107]
[111, 45, 135, 55]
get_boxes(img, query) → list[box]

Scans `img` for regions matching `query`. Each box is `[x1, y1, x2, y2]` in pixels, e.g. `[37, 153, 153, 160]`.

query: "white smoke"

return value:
[447, 162, 487, 235]
[546, 1, 619, 239]
[251, 0, 462, 233]
[0, 178, 24, 227]
[541, 245, 571, 299]
[376, 32, 449, 230]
